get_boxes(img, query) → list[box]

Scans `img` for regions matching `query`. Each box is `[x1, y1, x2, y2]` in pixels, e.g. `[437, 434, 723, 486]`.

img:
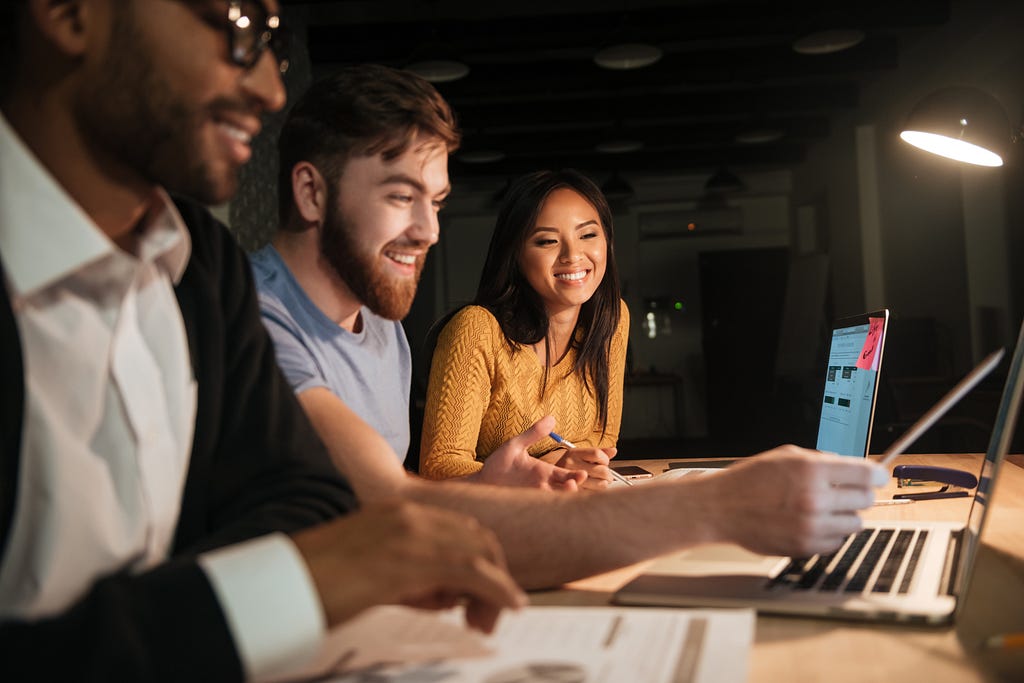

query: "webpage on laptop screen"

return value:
[816, 323, 877, 456]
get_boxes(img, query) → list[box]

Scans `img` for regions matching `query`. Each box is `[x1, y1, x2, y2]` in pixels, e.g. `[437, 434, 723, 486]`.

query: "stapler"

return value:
[892, 465, 978, 500]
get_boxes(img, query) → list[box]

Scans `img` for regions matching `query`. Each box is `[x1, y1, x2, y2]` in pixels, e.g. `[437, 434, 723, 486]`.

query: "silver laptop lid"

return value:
[952, 320, 1024, 605]
[816, 310, 889, 457]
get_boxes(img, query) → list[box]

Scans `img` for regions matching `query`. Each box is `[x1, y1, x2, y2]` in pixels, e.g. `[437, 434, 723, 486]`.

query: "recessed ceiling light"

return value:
[594, 43, 663, 70]
[405, 59, 470, 83]
[458, 149, 506, 164]
[735, 128, 784, 144]
[595, 139, 644, 154]
[792, 29, 866, 55]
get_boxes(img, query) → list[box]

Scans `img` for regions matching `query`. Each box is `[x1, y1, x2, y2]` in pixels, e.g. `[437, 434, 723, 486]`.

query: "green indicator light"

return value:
[674, 301, 683, 311]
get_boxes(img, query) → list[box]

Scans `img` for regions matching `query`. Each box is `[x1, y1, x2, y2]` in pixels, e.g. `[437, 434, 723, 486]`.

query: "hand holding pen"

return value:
[548, 431, 628, 488]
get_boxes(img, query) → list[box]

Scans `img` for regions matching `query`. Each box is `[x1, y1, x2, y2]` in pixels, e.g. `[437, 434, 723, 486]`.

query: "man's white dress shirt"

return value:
[0, 113, 324, 679]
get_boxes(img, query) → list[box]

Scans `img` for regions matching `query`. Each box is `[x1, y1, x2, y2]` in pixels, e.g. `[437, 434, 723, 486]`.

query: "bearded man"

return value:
[250, 63, 459, 470]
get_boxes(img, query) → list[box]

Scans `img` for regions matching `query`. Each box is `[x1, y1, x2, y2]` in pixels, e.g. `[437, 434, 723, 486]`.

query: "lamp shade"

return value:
[900, 86, 1013, 167]
[704, 167, 745, 194]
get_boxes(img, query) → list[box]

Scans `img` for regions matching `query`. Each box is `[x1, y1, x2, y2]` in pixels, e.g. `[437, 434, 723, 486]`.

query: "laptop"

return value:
[661, 310, 890, 480]
[816, 310, 889, 457]
[614, 323, 1024, 624]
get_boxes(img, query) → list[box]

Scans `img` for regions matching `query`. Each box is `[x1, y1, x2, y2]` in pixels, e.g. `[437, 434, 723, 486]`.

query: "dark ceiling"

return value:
[293, 0, 952, 181]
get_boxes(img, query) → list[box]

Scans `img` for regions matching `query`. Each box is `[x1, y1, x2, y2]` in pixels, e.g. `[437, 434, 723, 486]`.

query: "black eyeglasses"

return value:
[222, 0, 290, 73]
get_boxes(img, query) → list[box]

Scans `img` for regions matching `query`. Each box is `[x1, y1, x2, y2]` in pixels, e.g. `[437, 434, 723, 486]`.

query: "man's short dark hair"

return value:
[277, 64, 461, 227]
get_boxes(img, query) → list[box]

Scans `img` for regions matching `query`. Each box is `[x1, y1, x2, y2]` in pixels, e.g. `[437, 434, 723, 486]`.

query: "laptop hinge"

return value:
[940, 529, 964, 596]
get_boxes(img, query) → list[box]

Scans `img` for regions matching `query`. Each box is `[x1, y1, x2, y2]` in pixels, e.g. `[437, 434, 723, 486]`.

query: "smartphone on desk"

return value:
[611, 465, 653, 480]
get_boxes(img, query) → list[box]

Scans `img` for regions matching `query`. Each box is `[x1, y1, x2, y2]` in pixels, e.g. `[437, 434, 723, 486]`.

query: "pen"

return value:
[548, 431, 632, 486]
[873, 499, 913, 506]
[983, 633, 1024, 650]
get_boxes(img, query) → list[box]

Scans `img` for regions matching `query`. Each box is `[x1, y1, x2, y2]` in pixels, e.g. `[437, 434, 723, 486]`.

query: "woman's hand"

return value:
[555, 447, 617, 490]
[476, 417, 587, 491]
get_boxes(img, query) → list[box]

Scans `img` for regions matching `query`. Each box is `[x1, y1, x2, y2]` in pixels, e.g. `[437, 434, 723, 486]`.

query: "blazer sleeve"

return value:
[0, 560, 243, 682]
[419, 307, 496, 479]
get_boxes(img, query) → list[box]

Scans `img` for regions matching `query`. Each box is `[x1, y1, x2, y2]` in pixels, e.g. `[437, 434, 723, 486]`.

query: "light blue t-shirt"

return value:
[250, 245, 411, 460]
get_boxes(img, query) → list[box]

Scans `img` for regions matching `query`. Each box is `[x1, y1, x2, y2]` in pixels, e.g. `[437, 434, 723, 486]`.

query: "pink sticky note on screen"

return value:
[856, 317, 884, 371]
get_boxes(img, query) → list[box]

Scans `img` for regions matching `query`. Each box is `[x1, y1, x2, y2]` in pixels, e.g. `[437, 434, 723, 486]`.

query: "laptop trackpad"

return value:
[645, 544, 786, 577]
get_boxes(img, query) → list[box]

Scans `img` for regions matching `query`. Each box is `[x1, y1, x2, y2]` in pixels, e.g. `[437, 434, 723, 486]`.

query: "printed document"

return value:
[268, 604, 754, 683]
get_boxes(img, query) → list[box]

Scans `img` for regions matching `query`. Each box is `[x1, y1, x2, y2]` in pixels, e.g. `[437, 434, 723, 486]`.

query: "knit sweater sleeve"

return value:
[594, 300, 629, 448]
[419, 307, 497, 479]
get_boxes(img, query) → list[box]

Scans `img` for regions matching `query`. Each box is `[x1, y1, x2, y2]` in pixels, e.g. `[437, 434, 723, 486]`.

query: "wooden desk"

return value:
[531, 454, 1024, 682]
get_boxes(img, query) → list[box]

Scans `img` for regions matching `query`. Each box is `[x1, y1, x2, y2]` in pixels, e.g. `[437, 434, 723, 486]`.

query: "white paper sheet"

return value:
[267, 604, 754, 683]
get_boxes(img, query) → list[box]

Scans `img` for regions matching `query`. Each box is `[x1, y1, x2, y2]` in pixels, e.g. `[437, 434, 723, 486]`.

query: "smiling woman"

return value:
[419, 170, 628, 490]
[518, 187, 608, 320]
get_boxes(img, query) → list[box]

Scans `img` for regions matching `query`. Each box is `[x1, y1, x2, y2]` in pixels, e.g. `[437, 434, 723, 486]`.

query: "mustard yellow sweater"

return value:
[420, 301, 628, 479]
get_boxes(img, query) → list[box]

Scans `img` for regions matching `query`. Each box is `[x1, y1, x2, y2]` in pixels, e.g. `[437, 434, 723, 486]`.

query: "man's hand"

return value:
[554, 446, 618, 490]
[476, 416, 587, 491]
[700, 445, 888, 557]
[291, 500, 527, 633]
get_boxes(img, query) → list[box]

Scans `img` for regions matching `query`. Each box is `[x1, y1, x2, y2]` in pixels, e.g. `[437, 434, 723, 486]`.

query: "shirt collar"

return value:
[140, 188, 192, 284]
[0, 112, 191, 298]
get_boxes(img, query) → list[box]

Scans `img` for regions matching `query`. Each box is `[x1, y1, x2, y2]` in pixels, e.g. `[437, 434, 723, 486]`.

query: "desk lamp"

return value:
[899, 86, 1019, 167]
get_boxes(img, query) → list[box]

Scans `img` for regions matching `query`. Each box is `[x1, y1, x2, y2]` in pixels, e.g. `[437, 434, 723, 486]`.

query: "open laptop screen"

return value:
[955, 321, 1024, 603]
[816, 311, 889, 457]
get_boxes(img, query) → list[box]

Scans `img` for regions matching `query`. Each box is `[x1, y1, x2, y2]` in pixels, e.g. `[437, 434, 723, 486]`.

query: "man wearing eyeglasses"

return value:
[0, 2, 526, 681]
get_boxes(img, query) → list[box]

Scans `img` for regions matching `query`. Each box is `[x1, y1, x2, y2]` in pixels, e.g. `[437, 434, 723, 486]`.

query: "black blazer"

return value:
[0, 198, 356, 682]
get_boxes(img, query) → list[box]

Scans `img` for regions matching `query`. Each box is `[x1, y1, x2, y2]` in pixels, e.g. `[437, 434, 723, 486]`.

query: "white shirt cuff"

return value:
[198, 532, 325, 681]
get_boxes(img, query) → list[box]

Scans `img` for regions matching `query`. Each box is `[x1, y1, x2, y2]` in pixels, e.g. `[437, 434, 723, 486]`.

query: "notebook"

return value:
[816, 310, 889, 457]
[614, 323, 1023, 624]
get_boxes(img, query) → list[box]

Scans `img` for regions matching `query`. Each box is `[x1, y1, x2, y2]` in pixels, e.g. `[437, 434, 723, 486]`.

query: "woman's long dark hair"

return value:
[474, 169, 621, 432]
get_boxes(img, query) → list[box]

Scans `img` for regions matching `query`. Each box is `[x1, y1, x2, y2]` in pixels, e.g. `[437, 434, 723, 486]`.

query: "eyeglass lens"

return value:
[229, 0, 289, 72]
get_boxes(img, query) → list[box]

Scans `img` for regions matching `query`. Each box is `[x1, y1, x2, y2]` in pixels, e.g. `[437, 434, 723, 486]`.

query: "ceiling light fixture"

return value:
[704, 167, 745, 194]
[900, 86, 1017, 167]
[792, 29, 866, 55]
[735, 128, 784, 144]
[595, 139, 644, 154]
[458, 149, 506, 164]
[593, 43, 663, 70]
[405, 59, 470, 83]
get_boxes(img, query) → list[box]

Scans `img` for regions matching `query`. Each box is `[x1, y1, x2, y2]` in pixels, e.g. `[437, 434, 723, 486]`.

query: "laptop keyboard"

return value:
[768, 528, 929, 595]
